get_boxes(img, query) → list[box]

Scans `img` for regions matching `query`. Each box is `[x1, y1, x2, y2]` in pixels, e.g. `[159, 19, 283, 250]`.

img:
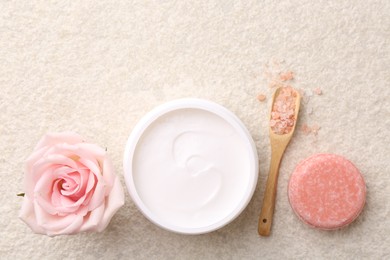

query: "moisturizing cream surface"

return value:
[132, 108, 251, 229]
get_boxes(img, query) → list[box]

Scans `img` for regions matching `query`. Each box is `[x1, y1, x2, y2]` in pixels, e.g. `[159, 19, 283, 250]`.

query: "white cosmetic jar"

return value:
[123, 99, 258, 234]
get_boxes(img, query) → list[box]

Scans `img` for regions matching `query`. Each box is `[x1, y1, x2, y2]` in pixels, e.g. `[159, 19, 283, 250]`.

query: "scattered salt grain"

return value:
[301, 123, 311, 135]
[311, 124, 320, 135]
[279, 71, 294, 81]
[257, 94, 267, 102]
[314, 87, 322, 95]
[301, 123, 320, 136]
[270, 86, 298, 135]
[268, 80, 284, 89]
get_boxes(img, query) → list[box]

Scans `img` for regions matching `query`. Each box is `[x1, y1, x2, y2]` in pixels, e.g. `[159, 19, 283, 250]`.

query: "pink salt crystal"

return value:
[314, 87, 322, 95]
[270, 86, 297, 135]
[257, 94, 267, 102]
[311, 124, 320, 135]
[271, 111, 280, 119]
[301, 124, 311, 135]
[301, 123, 321, 136]
[311, 124, 320, 130]
[279, 71, 294, 81]
[269, 80, 283, 89]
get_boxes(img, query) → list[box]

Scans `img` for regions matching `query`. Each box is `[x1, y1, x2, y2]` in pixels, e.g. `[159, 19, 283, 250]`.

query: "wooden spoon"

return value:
[258, 87, 301, 236]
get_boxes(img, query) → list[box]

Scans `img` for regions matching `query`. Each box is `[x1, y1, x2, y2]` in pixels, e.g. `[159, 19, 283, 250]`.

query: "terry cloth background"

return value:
[1, 1, 389, 259]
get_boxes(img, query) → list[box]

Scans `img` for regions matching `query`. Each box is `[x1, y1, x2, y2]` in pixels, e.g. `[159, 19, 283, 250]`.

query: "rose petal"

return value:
[53, 165, 78, 176]
[33, 154, 79, 177]
[60, 194, 78, 207]
[24, 146, 50, 196]
[81, 177, 96, 207]
[49, 215, 84, 236]
[79, 203, 105, 232]
[97, 177, 124, 232]
[63, 143, 106, 172]
[85, 171, 97, 196]
[75, 204, 89, 216]
[52, 179, 64, 206]
[76, 143, 106, 161]
[19, 196, 46, 234]
[34, 170, 59, 215]
[55, 195, 88, 214]
[37, 188, 87, 215]
[87, 181, 106, 211]
[102, 157, 115, 194]
[78, 158, 101, 179]
[34, 200, 77, 232]
[34, 201, 86, 236]
[58, 167, 91, 202]
[35, 192, 60, 215]
[59, 176, 78, 196]
[33, 155, 85, 201]
[33, 163, 88, 214]
[65, 170, 83, 198]
[24, 151, 65, 199]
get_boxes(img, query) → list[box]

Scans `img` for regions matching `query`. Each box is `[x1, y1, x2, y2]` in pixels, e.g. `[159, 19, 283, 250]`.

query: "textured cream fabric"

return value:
[1, 0, 389, 259]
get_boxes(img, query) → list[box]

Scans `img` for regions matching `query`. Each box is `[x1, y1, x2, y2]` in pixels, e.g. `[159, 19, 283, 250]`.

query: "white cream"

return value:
[124, 99, 258, 234]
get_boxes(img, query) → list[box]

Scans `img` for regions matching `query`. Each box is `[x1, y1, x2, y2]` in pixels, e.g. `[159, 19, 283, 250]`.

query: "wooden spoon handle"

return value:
[258, 151, 283, 236]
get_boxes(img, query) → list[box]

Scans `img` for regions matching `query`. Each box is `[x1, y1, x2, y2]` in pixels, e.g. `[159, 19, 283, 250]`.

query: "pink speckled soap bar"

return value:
[288, 154, 366, 230]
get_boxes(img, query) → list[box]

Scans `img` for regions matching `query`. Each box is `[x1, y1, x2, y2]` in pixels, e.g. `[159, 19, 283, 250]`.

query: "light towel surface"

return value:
[1, 1, 389, 259]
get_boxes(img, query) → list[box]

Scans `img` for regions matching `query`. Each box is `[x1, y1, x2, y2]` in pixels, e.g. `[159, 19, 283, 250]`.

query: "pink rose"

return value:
[19, 132, 124, 236]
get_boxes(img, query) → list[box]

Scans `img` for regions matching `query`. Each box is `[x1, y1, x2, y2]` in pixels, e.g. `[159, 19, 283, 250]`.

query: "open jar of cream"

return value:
[123, 99, 258, 234]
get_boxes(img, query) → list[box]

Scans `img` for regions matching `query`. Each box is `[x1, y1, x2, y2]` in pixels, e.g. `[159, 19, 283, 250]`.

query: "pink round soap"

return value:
[288, 154, 366, 230]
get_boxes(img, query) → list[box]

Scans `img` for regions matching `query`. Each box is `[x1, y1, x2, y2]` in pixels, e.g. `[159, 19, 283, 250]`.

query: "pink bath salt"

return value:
[288, 154, 366, 230]
[301, 123, 320, 135]
[257, 94, 267, 102]
[268, 80, 285, 89]
[270, 86, 298, 135]
[311, 124, 320, 135]
[301, 124, 311, 135]
[279, 71, 294, 81]
[314, 87, 322, 95]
